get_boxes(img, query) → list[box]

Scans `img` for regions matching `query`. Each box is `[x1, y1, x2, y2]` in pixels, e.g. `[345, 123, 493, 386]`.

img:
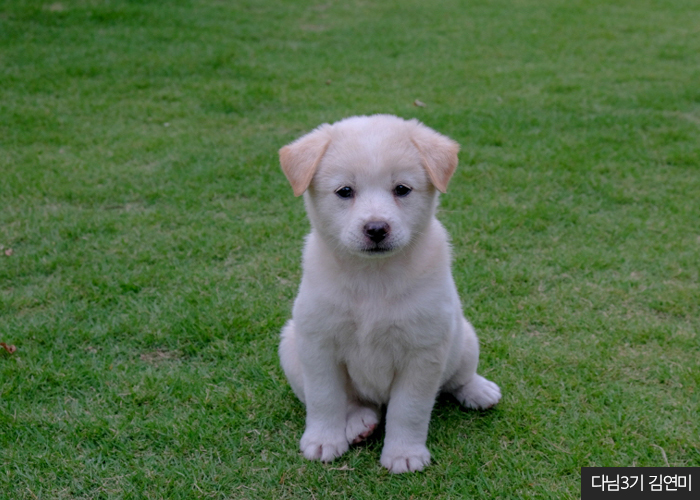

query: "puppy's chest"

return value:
[334, 301, 433, 404]
[338, 297, 416, 347]
[340, 319, 406, 404]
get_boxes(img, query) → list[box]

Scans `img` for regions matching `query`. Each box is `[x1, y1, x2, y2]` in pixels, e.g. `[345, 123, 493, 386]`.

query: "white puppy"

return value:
[278, 114, 501, 473]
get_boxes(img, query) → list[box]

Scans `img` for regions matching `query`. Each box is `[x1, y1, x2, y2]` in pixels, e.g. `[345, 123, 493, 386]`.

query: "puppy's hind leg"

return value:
[279, 320, 305, 403]
[446, 318, 501, 410]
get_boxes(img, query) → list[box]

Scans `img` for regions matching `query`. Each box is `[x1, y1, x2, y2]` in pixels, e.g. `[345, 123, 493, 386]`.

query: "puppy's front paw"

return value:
[380, 444, 431, 473]
[455, 374, 501, 410]
[300, 428, 349, 462]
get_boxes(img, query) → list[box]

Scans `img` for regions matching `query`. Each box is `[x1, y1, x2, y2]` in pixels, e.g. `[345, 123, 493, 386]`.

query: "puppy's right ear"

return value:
[279, 124, 332, 196]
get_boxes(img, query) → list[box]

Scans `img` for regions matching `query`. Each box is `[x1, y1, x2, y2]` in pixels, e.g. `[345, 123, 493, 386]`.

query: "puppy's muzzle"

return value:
[364, 221, 390, 244]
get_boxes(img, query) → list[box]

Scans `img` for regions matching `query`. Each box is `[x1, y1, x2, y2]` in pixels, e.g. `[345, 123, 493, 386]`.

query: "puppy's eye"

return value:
[394, 184, 412, 197]
[335, 186, 355, 199]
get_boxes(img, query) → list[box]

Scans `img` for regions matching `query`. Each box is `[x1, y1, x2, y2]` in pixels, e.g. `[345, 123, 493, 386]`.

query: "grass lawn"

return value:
[1, 0, 699, 497]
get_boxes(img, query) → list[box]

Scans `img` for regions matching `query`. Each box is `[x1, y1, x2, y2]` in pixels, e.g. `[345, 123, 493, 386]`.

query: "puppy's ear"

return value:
[410, 122, 460, 193]
[279, 124, 332, 196]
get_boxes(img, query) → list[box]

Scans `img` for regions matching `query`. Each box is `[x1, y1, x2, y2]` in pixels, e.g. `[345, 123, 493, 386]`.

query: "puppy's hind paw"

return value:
[346, 405, 380, 444]
[454, 374, 501, 410]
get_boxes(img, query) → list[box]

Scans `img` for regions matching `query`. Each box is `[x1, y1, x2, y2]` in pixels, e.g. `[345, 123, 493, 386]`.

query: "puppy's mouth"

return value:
[361, 244, 394, 255]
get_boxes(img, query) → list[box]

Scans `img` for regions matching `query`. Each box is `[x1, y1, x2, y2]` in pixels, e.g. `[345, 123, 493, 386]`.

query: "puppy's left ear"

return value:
[410, 122, 460, 193]
[279, 124, 332, 196]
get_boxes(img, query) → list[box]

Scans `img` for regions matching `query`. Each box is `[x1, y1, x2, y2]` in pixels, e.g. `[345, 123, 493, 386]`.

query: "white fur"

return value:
[278, 115, 501, 473]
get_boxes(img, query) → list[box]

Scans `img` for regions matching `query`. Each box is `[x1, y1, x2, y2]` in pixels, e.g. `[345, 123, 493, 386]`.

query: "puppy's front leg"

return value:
[380, 360, 442, 473]
[299, 339, 349, 462]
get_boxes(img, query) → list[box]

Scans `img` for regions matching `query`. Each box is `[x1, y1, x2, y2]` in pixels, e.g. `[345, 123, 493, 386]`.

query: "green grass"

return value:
[1, 0, 699, 497]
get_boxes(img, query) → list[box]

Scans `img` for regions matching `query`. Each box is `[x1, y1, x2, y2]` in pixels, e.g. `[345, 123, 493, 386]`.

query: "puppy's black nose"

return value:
[364, 221, 390, 243]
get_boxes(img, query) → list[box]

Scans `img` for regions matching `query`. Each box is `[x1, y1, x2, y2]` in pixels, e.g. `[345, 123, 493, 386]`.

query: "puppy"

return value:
[278, 114, 501, 473]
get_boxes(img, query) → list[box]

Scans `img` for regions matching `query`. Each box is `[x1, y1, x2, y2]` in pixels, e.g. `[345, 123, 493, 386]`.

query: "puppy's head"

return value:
[280, 115, 459, 257]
